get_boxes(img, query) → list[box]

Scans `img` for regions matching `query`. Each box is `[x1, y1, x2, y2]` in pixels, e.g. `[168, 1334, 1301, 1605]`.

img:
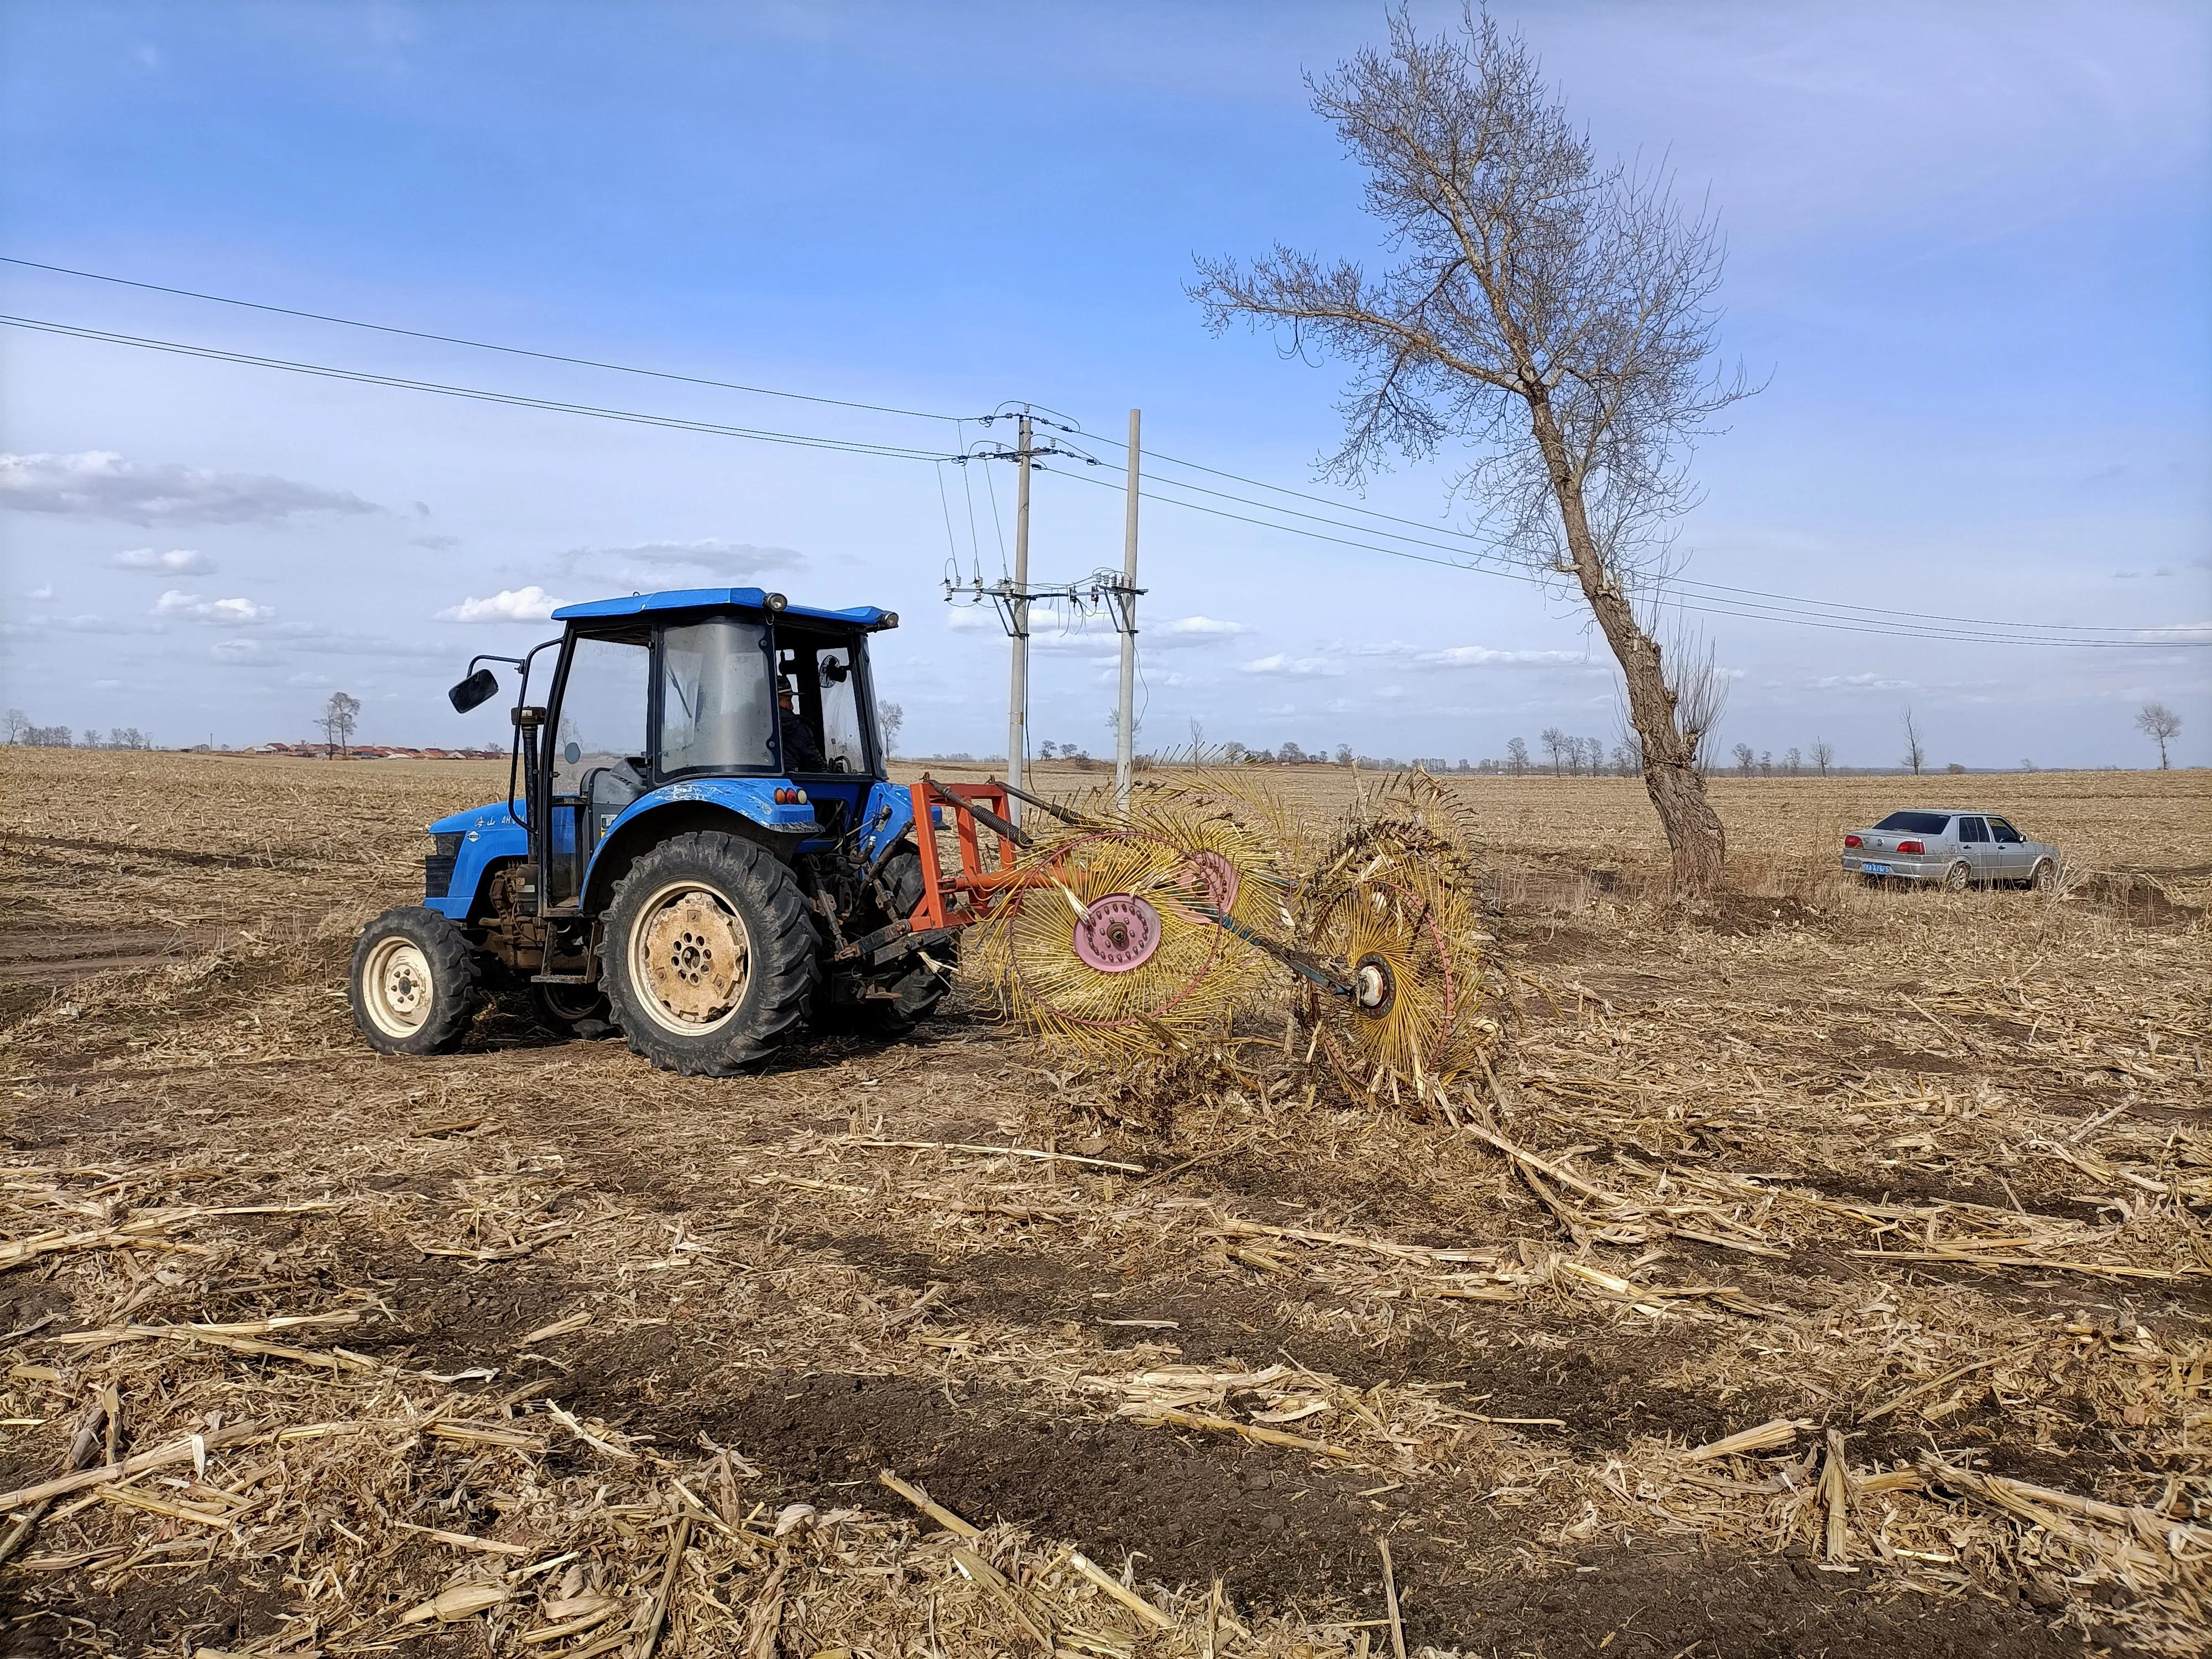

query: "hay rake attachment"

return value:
[916, 769, 1495, 1103]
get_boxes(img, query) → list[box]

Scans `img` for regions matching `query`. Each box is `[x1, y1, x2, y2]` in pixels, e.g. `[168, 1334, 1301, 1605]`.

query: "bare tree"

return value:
[1730, 743, 1754, 778]
[1783, 746, 1802, 776]
[1538, 726, 1569, 775]
[1505, 735, 1529, 775]
[2, 709, 25, 744]
[1193, 10, 1749, 892]
[1900, 709, 1924, 776]
[878, 699, 905, 758]
[1811, 738, 1833, 778]
[2135, 701, 2181, 769]
[320, 691, 361, 759]
[1665, 632, 1728, 776]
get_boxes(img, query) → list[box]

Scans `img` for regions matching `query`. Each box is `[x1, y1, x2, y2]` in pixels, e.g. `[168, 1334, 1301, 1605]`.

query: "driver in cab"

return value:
[776, 679, 826, 773]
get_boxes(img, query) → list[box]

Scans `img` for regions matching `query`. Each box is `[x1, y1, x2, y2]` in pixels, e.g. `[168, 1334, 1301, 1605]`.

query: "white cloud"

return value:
[437, 585, 563, 623]
[1, 451, 377, 525]
[582, 538, 804, 573]
[3, 611, 167, 636]
[113, 547, 215, 575]
[28, 583, 53, 600]
[155, 590, 276, 625]
[1809, 671, 1912, 691]
[545, 539, 806, 592]
[1240, 653, 1344, 678]
[211, 638, 284, 666]
[1355, 640, 1592, 669]
[1156, 614, 1252, 644]
[1418, 645, 1590, 668]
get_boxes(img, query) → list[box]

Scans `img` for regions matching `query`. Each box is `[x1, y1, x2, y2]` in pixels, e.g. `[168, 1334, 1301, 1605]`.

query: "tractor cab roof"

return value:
[551, 587, 896, 630]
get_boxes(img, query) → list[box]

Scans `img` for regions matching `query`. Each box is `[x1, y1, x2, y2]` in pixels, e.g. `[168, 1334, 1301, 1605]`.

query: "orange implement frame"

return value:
[905, 776, 1046, 932]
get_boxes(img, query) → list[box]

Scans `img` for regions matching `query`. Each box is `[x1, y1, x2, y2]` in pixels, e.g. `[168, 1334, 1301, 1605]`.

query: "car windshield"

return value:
[1874, 811, 1952, 834]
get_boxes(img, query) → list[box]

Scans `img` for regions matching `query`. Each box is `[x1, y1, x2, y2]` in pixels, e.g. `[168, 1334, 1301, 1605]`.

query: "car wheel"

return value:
[600, 830, 821, 1076]
[2030, 858, 2057, 891]
[350, 906, 483, 1055]
[1940, 861, 1971, 893]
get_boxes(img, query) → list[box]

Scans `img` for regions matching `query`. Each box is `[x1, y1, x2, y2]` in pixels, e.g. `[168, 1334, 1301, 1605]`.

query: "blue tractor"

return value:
[347, 587, 954, 1074]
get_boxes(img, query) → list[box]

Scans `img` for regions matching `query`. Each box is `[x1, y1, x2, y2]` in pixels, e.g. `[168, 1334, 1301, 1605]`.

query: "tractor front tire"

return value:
[601, 831, 821, 1076]
[350, 907, 483, 1056]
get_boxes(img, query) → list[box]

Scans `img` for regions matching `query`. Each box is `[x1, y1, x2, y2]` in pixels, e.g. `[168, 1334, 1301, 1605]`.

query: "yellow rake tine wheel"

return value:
[1296, 821, 1488, 1104]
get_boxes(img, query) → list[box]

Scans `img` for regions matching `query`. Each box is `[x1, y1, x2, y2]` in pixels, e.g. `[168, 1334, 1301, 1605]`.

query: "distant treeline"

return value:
[4, 711, 152, 749]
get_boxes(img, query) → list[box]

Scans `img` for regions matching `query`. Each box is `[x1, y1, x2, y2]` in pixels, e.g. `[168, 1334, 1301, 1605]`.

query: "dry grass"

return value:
[1, 749, 2206, 1657]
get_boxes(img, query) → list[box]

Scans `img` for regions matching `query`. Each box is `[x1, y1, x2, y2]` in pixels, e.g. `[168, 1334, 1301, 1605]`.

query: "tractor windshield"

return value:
[659, 618, 776, 776]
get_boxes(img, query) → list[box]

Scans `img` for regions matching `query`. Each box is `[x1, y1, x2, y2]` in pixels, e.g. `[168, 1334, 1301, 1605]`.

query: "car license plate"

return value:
[1863, 862, 1892, 876]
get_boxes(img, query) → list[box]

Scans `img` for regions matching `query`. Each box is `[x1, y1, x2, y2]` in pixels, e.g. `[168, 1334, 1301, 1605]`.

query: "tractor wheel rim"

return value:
[631, 880, 749, 1036]
[363, 937, 434, 1037]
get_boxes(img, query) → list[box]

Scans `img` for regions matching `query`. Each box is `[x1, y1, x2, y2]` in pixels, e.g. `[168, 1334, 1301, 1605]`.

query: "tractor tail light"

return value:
[1843, 834, 1861, 848]
[1896, 839, 1924, 854]
[772, 787, 810, 806]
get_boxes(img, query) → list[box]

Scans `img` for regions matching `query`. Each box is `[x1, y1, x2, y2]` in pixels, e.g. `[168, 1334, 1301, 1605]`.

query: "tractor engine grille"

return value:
[425, 832, 463, 900]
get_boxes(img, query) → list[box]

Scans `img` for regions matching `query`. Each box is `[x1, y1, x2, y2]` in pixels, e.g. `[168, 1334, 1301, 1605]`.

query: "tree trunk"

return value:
[1526, 395, 1727, 895]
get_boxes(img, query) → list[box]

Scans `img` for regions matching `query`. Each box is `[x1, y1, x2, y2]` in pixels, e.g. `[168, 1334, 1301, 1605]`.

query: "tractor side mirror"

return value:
[449, 669, 502, 713]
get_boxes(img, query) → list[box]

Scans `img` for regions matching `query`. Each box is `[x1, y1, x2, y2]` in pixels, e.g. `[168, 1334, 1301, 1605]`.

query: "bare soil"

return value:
[1, 753, 2205, 1658]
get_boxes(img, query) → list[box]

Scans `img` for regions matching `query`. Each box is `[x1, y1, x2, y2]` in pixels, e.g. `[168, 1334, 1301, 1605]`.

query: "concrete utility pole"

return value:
[1003, 412, 1034, 824]
[1114, 408, 1141, 810]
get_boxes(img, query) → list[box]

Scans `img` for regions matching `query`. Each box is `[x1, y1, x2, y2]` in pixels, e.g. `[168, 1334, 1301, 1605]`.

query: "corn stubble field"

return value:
[1, 750, 2206, 1659]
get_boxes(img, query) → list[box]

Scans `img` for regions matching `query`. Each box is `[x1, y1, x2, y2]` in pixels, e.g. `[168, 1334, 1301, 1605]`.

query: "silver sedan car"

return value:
[1841, 809, 2061, 889]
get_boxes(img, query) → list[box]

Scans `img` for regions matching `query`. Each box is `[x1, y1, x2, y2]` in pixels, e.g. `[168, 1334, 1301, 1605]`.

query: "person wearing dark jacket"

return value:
[777, 681, 826, 771]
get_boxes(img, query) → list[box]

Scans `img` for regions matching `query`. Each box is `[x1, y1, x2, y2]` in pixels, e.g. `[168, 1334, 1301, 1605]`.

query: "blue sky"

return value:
[2, 1, 2206, 766]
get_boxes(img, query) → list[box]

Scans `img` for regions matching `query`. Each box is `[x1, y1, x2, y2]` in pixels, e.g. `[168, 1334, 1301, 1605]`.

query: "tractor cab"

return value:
[350, 587, 957, 1076]
[523, 589, 896, 903]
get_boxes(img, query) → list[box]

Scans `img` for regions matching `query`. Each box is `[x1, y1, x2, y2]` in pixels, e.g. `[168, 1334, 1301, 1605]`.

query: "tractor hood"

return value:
[429, 802, 523, 838]
[422, 801, 528, 922]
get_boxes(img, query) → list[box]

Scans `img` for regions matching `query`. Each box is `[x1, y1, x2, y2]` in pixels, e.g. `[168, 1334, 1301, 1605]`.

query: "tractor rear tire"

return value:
[865, 956, 956, 1037]
[350, 907, 483, 1056]
[861, 844, 950, 1035]
[600, 831, 821, 1076]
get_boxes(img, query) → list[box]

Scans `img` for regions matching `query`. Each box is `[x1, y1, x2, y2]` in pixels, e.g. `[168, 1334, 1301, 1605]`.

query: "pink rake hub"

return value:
[1178, 849, 1240, 915]
[1072, 894, 1163, 973]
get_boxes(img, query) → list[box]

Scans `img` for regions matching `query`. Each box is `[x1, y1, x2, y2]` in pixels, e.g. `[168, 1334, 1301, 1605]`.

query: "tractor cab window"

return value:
[774, 635, 872, 775]
[816, 647, 868, 772]
[552, 634, 650, 802]
[660, 619, 775, 776]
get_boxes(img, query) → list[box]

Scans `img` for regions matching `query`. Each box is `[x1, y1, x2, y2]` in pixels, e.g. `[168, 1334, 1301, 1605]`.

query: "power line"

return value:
[0, 253, 972, 424]
[6, 279, 2198, 650]
[1070, 425, 2189, 641]
[1041, 463, 2205, 649]
[0, 315, 962, 463]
